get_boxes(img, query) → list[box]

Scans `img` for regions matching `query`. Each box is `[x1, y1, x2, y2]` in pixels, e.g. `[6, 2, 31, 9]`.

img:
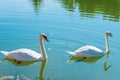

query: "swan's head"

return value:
[40, 33, 49, 42]
[105, 31, 112, 37]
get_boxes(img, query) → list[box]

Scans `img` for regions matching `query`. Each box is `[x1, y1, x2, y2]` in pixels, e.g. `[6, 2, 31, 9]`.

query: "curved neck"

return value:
[40, 36, 47, 59]
[105, 34, 110, 53]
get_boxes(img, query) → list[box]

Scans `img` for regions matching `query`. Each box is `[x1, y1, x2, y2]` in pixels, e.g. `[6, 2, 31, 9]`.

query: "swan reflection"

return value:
[38, 60, 47, 80]
[104, 51, 112, 71]
[2, 58, 47, 80]
[67, 56, 103, 63]
[3, 58, 37, 66]
[104, 60, 112, 71]
[68, 51, 112, 71]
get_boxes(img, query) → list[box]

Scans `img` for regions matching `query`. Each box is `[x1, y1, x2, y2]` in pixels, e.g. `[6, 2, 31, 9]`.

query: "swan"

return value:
[1, 33, 49, 62]
[67, 31, 112, 58]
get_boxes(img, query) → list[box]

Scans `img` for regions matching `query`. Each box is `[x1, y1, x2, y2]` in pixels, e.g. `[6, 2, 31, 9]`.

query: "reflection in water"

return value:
[59, 0, 120, 22]
[3, 58, 37, 66]
[68, 52, 112, 71]
[38, 60, 47, 80]
[67, 56, 103, 63]
[31, 0, 43, 12]
[2, 58, 47, 80]
[104, 51, 112, 71]
[104, 60, 112, 71]
[59, 0, 76, 12]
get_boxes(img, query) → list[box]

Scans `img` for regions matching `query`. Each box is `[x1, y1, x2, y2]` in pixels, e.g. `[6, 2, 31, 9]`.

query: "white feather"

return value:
[1, 48, 42, 61]
[67, 45, 104, 57]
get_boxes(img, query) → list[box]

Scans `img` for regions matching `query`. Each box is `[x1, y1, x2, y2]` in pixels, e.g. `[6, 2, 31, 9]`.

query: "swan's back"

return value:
[1, 48, 41, 61]
[68, 45, 104, 57]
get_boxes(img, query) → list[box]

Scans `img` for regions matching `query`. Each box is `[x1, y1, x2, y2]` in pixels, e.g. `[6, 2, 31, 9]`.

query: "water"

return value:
[0, 0, 120, 80]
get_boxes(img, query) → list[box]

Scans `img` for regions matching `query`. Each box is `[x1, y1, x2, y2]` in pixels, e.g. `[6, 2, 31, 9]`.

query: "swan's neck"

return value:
[105, 34, 109, 53]
[40, 37, 47, 59]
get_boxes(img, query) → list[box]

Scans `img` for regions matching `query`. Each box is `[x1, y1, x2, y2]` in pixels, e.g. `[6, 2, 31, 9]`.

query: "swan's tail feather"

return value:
[66, 51, 75, 56]
[0, 51, 9, 56]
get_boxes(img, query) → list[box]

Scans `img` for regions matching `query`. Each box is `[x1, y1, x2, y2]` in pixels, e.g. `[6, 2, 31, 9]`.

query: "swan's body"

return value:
[67, 45, 104, 57]
[67, 32, 112, 58]
[1, 49, 43, 61]
[1, 33, 49, 61]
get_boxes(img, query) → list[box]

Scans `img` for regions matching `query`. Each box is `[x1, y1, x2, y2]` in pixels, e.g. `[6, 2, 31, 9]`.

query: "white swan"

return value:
[67, 31, 112, 58]
[1, 33, 49, 62]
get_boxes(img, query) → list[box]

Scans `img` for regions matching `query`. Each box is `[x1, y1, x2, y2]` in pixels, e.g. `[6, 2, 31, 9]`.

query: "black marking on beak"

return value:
[43, 35, 49, 42]
[110, 33, 113, 37]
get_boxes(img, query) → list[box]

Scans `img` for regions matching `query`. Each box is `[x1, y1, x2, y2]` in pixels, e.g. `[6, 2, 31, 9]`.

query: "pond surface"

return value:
[0, 0, 120, 80]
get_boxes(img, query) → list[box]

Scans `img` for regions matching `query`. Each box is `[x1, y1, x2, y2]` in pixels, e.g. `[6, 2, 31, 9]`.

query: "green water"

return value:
[0, 0, 120, 80]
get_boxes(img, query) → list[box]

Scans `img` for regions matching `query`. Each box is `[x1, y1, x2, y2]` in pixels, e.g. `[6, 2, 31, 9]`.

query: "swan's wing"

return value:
[73, 45, 104, 57]
[2, 48, 41, 61]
